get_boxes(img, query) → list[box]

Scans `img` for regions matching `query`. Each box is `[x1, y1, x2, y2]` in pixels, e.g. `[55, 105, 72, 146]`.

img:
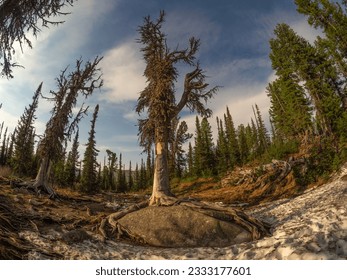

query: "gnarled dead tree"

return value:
[0, 0, 75, 78]
[34, 56, 103, 198]
[136, 11, 219, 206]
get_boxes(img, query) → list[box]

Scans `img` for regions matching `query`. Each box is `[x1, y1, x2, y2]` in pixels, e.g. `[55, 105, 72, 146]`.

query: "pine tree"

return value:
[187, 142, 194, 177]
[237, 124, 249, 165]
[81, 104, 100, 194]
[267, 76, 312, 140]
[252, 104, 270, 156]
[106, 149, 117, 190]
[194, 117, 216, 176]
[134, 163, 140, 190]
[295, 0, 347, 105]
[224, 106, 241, 168]
[216, 117, 228, 173]
[34, 57, 102, 197]
[269, 23, 343, 138]
[117, 153, 126, 192]
[65, 130, 80, 188]
[128, 161, 134, 190]
[168, 118, 192, 178]
[136, 11, 218, 205]
[0, 127, 8, 165]
[12, 83, 41, 176]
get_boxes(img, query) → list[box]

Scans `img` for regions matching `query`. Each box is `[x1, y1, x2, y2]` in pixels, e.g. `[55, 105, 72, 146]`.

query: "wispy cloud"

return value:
[100, 41, 146, 103]
[0, 0, 117, 133]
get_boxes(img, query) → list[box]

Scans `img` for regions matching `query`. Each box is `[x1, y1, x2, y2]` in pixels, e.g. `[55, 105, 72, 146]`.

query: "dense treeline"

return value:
[1, 0, 347, 194]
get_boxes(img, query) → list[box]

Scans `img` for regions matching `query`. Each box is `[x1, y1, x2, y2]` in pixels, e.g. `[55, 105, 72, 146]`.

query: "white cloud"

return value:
[0, 0, 116, 135]
[291, 18, 323, 43]
[100, 41, 146, 103]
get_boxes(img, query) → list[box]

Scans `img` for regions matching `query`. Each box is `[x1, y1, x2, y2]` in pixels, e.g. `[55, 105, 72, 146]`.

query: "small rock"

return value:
[306, 242, 321, 253]
[61, 229, 91, 245]
[294, 228, 313, 239]
[275, 246, 295, 260]
[301, 252, 329, 260]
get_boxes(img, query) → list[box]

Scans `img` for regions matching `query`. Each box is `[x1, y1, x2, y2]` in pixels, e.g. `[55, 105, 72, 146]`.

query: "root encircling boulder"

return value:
[100, 198, 271, 248]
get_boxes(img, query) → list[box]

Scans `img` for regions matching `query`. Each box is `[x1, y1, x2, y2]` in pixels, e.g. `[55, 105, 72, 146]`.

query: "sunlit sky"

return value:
[0, 0, 320, 167]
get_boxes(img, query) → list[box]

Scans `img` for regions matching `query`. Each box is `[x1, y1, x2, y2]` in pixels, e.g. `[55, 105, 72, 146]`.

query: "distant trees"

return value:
[81, 104, 100, 193]
[0, 0, 75, 78]
[136, 11, 218, 205]
[64, 130, 80, 187]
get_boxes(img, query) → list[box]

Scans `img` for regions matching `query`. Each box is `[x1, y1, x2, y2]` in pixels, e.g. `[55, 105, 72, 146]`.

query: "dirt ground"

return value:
[0, 163, 322, 259]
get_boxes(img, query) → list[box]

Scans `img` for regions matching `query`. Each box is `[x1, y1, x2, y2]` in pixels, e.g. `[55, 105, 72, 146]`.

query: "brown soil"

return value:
[0, 161, 320, 259]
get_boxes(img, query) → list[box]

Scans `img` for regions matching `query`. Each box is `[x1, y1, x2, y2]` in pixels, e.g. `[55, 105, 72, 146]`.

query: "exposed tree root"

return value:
[100, 198, 271, 247]
[0, 197, 62, 259]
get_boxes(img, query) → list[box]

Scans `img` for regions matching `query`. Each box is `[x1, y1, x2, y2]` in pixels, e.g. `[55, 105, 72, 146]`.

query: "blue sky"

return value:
[0, 0, 320, 167]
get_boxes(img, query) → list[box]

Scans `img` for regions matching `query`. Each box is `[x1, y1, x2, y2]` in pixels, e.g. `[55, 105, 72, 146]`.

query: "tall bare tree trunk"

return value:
[149, 138, 175, 206]
[33, 157, 56, 197]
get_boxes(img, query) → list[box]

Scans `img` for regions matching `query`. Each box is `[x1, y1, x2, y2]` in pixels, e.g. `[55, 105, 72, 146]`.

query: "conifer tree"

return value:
[224, 106, 240, 168]
[295, 0, 347, 102]
[252, 104, 270, 155]
[34, 57, 102, 197]
[187, 142, 194, 177]
[65, 130, 79, 187]
[216, 117, 228, 173]
[13, 83, 41, 176]
[128, 161, 134, 190]
[139, 158, 146, 189]
[267, 76, 312, 140]
[81, 104, 100, 194]
[134, 163, 140, 190]
[106, 149, 117, 190]
[168, 118, 192, 178]
[0, 127, 8, 165]
[136, 11, 218, 205]
[270, 23, 343, 138]
[117, 153, 126, 192]
[237, 124, 249, 165]
[194, 117, 216, 176]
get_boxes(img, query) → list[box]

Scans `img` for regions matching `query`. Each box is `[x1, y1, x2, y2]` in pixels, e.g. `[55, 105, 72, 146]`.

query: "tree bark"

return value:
[33, 157, 56, 198]
[149, 140, 175, 206]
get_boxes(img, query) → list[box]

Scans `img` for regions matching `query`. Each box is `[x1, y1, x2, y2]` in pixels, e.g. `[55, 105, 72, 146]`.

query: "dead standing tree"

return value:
[136, 11, 218, 206]
[33, 57, 103, 197]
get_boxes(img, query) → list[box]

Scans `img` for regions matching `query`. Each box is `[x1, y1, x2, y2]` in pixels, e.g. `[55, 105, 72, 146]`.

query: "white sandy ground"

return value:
[19, 165, 347, 260]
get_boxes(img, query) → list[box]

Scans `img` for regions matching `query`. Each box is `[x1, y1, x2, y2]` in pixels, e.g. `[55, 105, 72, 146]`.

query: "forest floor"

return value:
[0, 163, 346, 260]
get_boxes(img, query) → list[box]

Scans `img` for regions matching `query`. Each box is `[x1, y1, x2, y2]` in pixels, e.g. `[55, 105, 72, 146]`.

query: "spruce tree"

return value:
[187, 142, 194, 177]
[13, 83, 41, 176]
[216, 117, 228, 173]
[237, 124, 249, 165]
[81, 104, 100, 194]
[267, 76, 312, 140]
[269, 23, 343, 138]
[252, 104, 270, 155]
[106, 149, 117, 190]
[168, 118, 192, 178]
[117, 153, 126, 192]
[224, 106, 240, 168]
[128, 161, 134, 190]
[65, 130, 80, 187]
